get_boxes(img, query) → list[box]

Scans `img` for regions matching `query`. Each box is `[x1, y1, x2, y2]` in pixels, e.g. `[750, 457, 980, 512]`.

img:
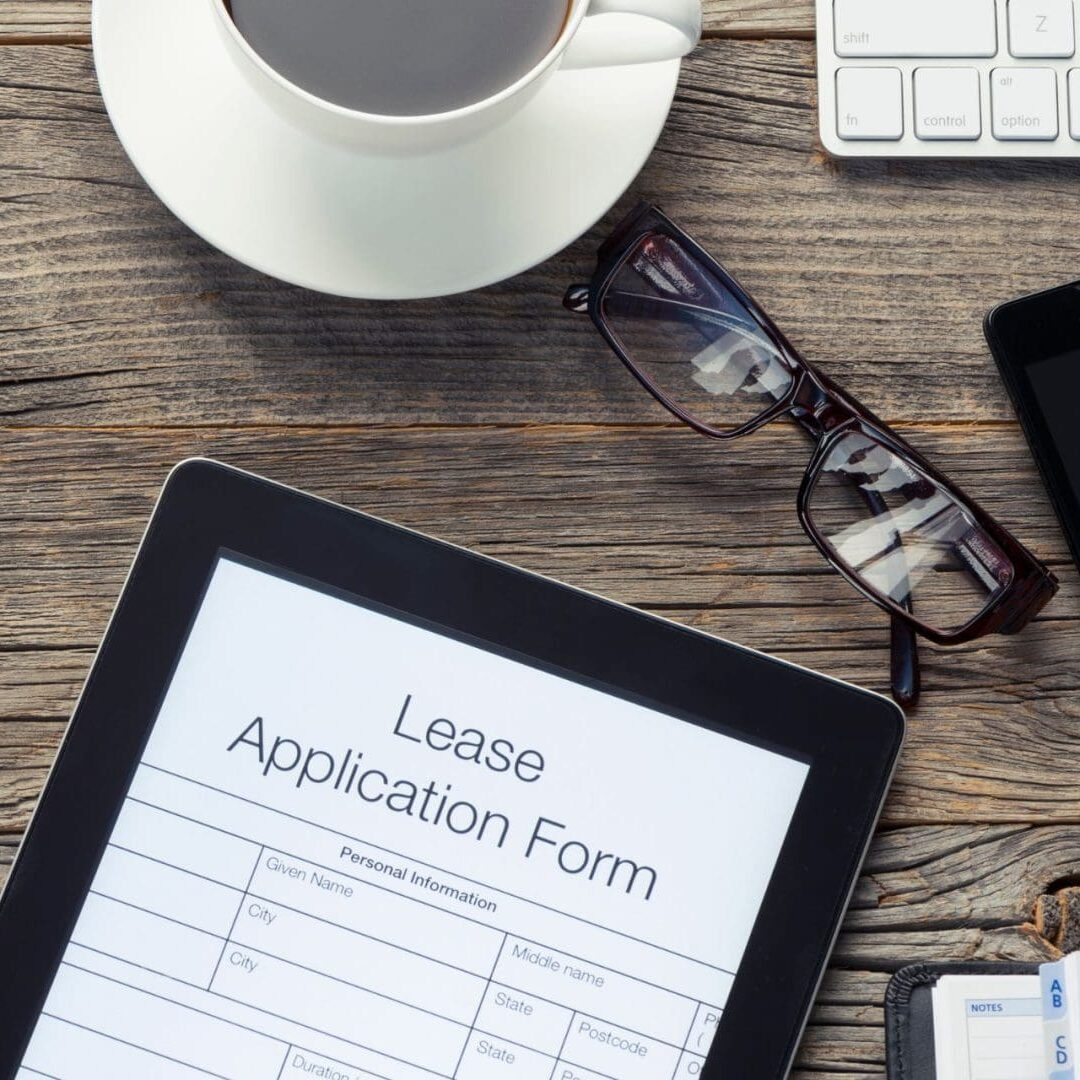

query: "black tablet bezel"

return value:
[0, 459, 903, 1079]
[985, 281, 1080, 574]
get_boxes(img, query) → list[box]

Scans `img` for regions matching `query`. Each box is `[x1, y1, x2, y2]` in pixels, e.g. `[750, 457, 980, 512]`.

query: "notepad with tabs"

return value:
[931, 973, 1043, 1080]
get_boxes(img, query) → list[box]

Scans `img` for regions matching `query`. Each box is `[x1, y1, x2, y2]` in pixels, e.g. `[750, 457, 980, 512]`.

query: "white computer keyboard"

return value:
[817, 0, 1080, 157]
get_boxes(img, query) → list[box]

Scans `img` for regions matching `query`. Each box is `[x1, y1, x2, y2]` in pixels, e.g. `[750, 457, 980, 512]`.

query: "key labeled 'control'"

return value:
[992, 67, 1060, 138]
[1008, 0, 1076, 58]
[836, 67, 903, 140]
[915, 68, 982, 139]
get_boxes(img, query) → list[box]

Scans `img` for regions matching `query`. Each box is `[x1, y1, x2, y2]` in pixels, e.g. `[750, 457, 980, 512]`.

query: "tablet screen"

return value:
[17, 555, 810, 1080]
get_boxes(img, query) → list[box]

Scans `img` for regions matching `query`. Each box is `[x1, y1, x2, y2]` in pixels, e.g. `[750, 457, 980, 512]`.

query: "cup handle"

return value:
[560, 0, 703, 69]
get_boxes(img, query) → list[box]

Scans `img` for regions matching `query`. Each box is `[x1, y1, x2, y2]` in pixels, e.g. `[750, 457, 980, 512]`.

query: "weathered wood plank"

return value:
[845, 825, 1074, 959]
[0, 3, 87, 39]
[705, 0, 814, 36]
[793, 824, 1074, 1073]
[794, 970, 892, 1078]
[0, 838, 14, 890]
[3, 42, 1078, 425]
[0, 426, 1076, 828]
[0, 721, 58, 826]
[0, 2, 816, 42]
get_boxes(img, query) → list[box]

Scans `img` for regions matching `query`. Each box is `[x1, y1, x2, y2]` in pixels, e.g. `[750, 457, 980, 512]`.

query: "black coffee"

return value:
[226, 0, 571, 116]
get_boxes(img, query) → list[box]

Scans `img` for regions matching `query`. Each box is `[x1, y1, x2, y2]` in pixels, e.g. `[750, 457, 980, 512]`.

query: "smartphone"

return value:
[985, 280, 1080, 574]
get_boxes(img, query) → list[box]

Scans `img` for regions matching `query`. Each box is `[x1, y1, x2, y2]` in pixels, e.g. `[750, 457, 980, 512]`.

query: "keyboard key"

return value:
[834, 0, 997, 58]
[914, 68, 982, 139]
[992, 68, 1060, 138]
[1009, 0, 1076, 57]
[1071, 69, 1080, 137]
[836, 67, 904, 140]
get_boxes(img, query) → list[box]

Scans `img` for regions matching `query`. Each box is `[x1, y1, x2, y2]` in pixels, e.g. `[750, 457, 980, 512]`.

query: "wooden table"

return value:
[2, 2, 1078, 1075]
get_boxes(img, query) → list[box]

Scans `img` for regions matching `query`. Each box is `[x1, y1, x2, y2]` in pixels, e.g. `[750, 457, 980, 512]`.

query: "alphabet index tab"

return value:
[1042, 953, 1080, 1080]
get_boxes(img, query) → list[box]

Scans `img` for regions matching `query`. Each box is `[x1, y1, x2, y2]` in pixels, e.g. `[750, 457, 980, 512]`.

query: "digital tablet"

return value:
[0, 459, 903, 1080]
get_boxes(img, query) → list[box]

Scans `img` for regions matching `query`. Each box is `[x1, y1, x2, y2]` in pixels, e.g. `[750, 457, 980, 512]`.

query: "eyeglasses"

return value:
[564, 203, 1058, 706]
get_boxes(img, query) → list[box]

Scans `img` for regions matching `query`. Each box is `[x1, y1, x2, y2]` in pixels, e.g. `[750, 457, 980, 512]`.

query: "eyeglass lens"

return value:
[601, 233, 796, 434]
[806, 430, 1014, 634]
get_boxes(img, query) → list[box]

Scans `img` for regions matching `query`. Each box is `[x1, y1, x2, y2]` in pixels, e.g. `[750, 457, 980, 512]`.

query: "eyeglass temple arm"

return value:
[564, 287, 729, 324]
[857, 484, 920, 707]
[891, 614, 920, 708]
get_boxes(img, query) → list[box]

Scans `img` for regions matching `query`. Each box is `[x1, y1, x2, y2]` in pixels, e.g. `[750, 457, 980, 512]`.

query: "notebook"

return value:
[886, 962, 1041, 1080]
[931, 973, 1043, 1079]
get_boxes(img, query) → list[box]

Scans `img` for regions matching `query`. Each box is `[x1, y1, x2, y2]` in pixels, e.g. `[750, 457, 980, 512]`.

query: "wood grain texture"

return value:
[0, 839, 13, 895]
[4, 42, 1080, 426]
[0, 722, 53, 827]
[0, 3, 87, 39]
[1, 13, 1078, 1079]
[0, 1, 816, 42]
[705, 0, 814, 36]
[0, 426, 1076, 834]
[789, 824, 1080, 1074]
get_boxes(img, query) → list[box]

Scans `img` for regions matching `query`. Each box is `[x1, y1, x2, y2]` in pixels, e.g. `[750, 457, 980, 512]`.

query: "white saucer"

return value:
[92, 0, 681, 299]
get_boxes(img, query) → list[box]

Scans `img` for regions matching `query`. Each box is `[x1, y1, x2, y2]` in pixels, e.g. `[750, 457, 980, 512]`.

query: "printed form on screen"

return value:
[17, 556, 809, 1080]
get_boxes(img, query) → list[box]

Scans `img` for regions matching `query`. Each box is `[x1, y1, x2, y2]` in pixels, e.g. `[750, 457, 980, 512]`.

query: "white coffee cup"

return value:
[210, 0, 702, 153]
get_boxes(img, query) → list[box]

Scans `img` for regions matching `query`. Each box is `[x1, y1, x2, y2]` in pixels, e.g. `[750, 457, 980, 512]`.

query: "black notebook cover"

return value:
[885, 962, 1040, 1079]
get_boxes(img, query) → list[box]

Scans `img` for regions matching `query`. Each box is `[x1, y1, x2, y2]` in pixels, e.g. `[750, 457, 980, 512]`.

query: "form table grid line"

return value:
[208, 843, 264, 991]
[139, 762, 734, 978]
[453, 931, 508, 1077]
[125, 789, 722, 1005]
[40, 1011, 233, 1080]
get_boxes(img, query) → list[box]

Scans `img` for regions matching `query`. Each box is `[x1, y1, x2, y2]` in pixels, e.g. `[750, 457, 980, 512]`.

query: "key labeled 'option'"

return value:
[992, 67, 1060, 138]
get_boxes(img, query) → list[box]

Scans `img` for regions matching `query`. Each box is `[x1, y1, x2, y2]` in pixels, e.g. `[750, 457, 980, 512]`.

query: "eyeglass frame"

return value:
[564, 203, 1058, 700]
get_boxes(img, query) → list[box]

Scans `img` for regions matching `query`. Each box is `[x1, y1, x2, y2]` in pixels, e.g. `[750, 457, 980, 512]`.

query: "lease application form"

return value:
[18, 556, 809, 1080]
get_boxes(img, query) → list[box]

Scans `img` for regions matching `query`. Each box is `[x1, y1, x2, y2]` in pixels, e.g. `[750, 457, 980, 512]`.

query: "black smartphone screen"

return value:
[986, 280, 1080, 571]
